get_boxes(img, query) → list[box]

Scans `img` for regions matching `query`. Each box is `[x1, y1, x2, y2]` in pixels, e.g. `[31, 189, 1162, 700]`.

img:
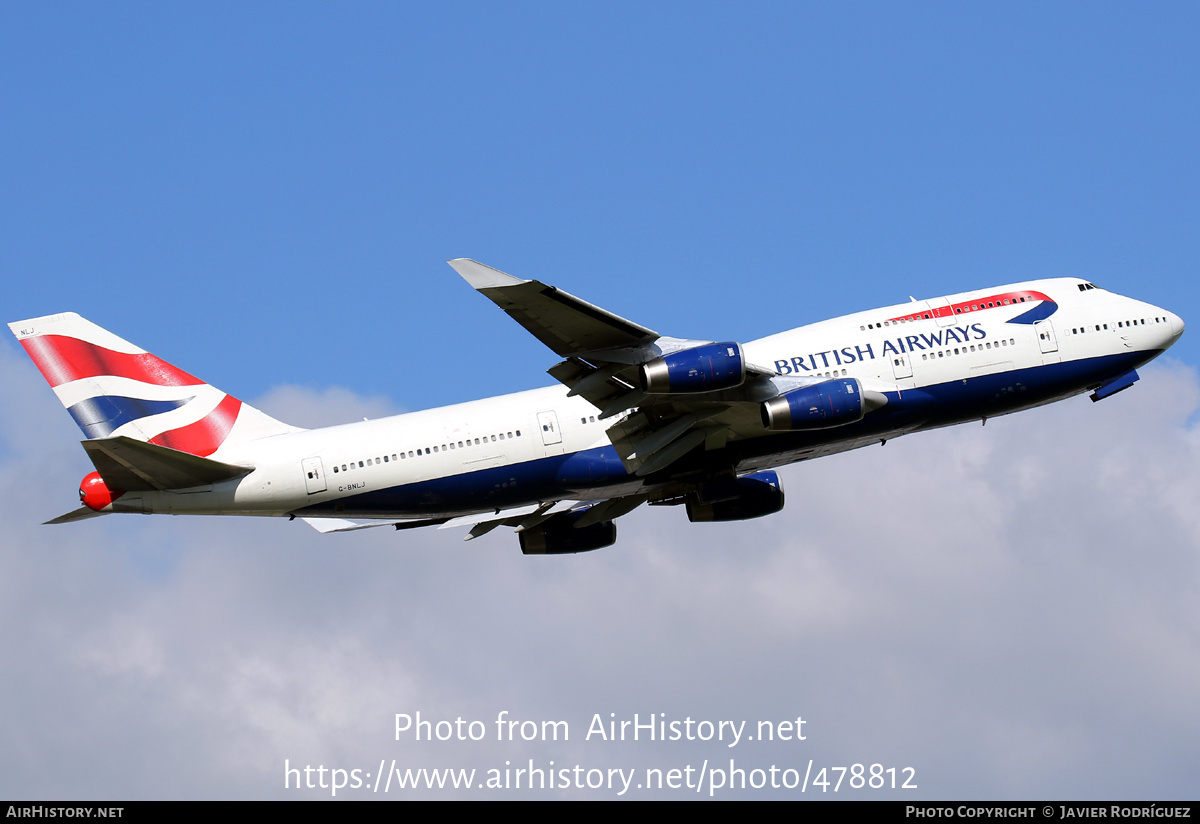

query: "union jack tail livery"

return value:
[9, 312, 300, 521]
[10, 312, 297, 455]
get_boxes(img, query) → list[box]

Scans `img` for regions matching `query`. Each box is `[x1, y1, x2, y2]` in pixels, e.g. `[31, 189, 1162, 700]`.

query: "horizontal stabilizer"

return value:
[82, 435, 253, 492]
[44, 506, 110, 525]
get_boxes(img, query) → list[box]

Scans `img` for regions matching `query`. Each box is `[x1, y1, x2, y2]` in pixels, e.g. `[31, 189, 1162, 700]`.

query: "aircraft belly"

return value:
[138, 479, 301, 517]
[736, 349, 1154, 467]
[292, 446, 635, 519]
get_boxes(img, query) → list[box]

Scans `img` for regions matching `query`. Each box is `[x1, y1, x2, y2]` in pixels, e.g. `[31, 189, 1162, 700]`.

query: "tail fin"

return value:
[9, 312, 301, 456]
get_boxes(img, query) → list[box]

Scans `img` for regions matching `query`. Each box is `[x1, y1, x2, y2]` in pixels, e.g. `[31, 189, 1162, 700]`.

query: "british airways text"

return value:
[773, 323, 988, 374]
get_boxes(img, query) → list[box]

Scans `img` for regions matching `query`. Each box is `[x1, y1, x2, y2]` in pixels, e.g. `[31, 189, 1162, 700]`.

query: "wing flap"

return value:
[572, 495, 646, 527]
[301, 516, 452, 533]
[302, 517, 377, 534]
[438, 500, 579, 540]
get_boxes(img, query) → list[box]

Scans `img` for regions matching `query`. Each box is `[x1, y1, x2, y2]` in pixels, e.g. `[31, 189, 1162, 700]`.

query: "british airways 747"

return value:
[9, 260, 1183, 553]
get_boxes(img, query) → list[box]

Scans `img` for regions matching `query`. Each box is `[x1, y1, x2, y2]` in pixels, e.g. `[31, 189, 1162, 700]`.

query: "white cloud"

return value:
[1, 350, 1198, 798]
[254, 384, 401, 429]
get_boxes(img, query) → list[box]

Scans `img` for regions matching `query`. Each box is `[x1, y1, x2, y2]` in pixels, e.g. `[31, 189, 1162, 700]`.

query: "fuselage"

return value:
[110, 277, 1183, 521]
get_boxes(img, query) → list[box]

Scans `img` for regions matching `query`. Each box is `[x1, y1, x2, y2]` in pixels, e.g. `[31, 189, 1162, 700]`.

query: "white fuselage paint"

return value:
[114, 278, 1182, 521]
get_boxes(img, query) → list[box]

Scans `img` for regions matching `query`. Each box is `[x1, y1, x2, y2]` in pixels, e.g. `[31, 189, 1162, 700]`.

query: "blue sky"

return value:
[5, 3, 1196, 407]
[2, 2, 1198, 799]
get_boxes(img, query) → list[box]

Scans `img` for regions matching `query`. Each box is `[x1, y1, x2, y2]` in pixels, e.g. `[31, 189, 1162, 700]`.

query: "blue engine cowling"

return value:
[518, 511, 618, 555]
[641, 342, 745, 394]
[686, 470, 785, 522]
[761, 378, 870, 430]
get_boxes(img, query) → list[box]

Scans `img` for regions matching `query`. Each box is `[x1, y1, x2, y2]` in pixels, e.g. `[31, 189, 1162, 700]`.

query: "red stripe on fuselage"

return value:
[887, 290, 1053, 323]
[20, 335, 204, 389]
[149, 394, 242, 457]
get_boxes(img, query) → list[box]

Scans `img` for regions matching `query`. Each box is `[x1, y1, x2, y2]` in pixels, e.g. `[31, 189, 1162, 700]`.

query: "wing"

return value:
[436, 495, 647, 539]
[303, 495, 646, 555]
[300, 516, 451, 534]
[449, 259, 783, 477]
[448, 259, 659, 356]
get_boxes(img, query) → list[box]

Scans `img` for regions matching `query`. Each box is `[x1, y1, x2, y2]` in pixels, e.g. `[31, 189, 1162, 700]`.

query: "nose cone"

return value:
[1167, 310, 1185, 345]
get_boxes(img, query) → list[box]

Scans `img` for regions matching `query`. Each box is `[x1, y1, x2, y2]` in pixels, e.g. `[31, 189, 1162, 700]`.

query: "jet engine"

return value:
[686, 470, 784, 522]
[518, 511, 618, 555]
[641, 342, 745, 394]
[761, 378, 887, 431]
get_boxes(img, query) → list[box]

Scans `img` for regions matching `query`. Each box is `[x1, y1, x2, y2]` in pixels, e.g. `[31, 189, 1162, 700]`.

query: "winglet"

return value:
[447, 259, 526, 291]
[446, 259, 658, 357]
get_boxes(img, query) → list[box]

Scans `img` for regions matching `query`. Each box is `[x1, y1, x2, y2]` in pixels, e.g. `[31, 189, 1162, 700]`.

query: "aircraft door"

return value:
[302, 457, 327, 494]
[891, 353, 913, 380]
[1034, 320, 1059, 354]
[536, 411, 562, 446]
[930, 297, 958, 328]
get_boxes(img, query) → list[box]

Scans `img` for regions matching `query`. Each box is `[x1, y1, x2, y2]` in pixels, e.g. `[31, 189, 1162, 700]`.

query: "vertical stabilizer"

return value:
[9, 312, 302, 457]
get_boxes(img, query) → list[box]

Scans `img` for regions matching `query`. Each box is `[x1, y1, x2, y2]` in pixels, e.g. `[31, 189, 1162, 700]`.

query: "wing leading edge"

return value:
[447, 259, 658, 356]
[448, 259, 787, 478]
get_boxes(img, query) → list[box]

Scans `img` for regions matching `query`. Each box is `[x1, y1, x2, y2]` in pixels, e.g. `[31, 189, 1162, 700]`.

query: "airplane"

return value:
[8, 260, 1184, 554]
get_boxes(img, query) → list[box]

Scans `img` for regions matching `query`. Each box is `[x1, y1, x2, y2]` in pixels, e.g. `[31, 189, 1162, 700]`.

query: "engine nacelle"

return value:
[686, 470, 784, 522]
[79, 471, 122, 511]
[641, 342, 745, 394]
[761, 378, 885, 430]
[519, 511, 617, 555]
